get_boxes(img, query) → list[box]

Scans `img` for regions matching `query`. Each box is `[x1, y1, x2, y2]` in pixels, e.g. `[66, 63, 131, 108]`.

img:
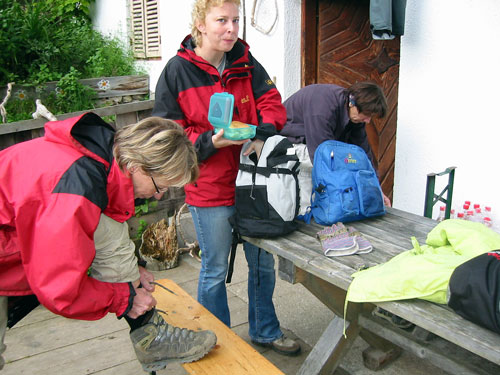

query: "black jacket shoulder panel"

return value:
[52, 156, 109, 210]
[70, 113, 116, 167]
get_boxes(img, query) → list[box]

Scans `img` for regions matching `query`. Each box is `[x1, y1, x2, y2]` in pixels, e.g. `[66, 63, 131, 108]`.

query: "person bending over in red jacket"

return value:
[0, 113, 216, 372]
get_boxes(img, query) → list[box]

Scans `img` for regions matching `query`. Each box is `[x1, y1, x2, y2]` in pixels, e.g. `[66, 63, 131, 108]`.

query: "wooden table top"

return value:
[244, 207, 436, 292]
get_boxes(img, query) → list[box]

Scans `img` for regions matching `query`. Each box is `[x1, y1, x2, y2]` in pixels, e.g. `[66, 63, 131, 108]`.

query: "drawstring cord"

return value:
[151, 281, 177, 295]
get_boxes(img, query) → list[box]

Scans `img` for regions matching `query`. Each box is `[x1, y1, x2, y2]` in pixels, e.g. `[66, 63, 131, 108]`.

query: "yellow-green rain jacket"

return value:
[346, 219, 500, 305]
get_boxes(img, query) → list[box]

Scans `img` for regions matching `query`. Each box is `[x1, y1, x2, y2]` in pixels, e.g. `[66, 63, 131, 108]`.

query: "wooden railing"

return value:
[0, 99, 154, 151]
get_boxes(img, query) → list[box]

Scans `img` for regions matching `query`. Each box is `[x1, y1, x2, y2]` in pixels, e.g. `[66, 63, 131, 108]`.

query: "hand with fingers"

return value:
[127, 287, 157, 319]
[212, 128, 249, 149]
[138, 266, 155, 292]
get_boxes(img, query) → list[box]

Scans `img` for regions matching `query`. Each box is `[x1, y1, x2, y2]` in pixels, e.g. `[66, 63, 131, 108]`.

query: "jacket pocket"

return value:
[235, 185, 268, 219]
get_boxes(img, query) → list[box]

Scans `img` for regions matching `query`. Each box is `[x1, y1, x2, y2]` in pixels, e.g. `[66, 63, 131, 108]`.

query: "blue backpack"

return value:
[302, 140, 386, 225]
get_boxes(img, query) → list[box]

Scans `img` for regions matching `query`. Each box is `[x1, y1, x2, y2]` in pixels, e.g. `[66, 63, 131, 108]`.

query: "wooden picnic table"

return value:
[242, 207, 500, 375]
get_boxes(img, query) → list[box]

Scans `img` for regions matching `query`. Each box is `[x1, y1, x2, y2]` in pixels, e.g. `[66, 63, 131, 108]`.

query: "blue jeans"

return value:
[188, 205, 282, 343]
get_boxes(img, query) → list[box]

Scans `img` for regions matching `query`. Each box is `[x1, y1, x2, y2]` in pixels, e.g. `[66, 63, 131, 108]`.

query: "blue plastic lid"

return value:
[208, 92, 234, 128]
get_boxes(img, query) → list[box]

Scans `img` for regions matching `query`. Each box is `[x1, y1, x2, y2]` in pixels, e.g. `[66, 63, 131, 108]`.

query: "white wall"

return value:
[394, 0, 500, 227]
[91, 0, 128, 42]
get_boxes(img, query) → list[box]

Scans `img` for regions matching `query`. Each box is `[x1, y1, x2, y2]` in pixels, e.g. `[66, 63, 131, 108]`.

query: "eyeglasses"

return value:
[151, 176, 168, 194]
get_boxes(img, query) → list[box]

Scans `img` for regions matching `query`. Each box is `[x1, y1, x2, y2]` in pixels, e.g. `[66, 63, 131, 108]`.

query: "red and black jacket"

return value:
[0, 113, 134, 320]
[153, 35, 286, 207]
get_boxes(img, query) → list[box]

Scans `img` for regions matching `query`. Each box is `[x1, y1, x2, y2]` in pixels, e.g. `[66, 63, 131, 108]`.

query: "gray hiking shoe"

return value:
[130, 310, 217, 372]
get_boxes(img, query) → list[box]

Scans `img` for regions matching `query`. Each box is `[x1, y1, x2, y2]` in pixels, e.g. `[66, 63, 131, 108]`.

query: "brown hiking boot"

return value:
[130, 310, 217, 372]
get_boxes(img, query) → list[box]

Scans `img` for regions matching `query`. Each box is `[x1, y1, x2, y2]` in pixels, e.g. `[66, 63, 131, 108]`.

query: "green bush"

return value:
[0, 0, 145, 122]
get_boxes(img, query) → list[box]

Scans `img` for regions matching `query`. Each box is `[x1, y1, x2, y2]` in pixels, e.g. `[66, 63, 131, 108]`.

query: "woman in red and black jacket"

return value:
[152, 0, 300, 356]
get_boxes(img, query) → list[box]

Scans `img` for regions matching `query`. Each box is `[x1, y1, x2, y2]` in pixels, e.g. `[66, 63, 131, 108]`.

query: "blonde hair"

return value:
[191, 0, 241, 47]
[113, 117, 199, 187]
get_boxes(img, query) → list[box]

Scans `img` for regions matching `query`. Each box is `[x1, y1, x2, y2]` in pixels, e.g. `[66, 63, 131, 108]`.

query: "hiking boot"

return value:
[130, 309, 217, 372]
[372, 307, 415, 330]
[252, 335, 301, 356]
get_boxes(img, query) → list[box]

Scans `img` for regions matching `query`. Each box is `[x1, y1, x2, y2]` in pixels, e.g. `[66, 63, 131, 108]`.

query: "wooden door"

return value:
[302, 0, 400, 201]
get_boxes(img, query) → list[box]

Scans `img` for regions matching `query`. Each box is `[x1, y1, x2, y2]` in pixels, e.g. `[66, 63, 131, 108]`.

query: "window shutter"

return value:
[130, 0, 161, 59]
[144, 0, 161, 58]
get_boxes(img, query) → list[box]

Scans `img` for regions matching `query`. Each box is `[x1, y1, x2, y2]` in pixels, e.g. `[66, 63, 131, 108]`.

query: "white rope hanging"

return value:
[251, 0, 278, 35]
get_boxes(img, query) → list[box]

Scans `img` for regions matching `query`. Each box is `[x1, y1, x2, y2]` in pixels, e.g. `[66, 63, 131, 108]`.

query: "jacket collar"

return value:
[178, 34, 251, 73]
[44, 112, 115, 171]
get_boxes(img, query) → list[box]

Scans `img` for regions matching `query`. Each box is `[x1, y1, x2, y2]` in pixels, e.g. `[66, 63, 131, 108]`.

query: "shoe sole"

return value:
[251, 340, 301, 357]
[140, 335, 217, 372]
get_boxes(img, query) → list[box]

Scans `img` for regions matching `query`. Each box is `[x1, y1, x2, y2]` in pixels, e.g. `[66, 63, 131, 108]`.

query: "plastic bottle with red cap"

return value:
[483, 217, 493, 228]
[436, 206, 446, 222]
[483, 206, 494, 231]
[466, 210, 475, 221]
[462, 202, 470, 215]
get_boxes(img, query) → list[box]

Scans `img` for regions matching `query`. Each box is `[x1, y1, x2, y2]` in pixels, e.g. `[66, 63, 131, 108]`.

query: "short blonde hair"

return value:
[191, 0, 241, 47]
[113, 117, 199, 187]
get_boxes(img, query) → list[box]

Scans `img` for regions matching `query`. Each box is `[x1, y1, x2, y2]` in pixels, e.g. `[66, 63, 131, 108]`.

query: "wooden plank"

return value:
[359, 328, 402, 370]
[0, 75, 149, 100]
[277, 256, 298, 283]
[244, 235, 356, 290]
[78, 75, 149, 98]
[4, 311, 127, 362]
[0, 100, 154, 135]
[153, 278, 284, 375]
[2, 323, 137, 375]
[115, 112, 139, 129]
[11, 305, 57, 329]
[297, 317, 360, 375]
[359, 314, 500, 374]
[372, 300, 500, 366]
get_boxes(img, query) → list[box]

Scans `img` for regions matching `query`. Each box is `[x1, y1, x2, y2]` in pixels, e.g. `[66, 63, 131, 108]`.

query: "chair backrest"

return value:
[423, 166, 457, 219]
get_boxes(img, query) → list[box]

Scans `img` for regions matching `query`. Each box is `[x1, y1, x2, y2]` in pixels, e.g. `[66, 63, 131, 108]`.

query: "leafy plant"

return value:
[85, 38, 139, 78]
[135, 199, 159, 217]
[134, 219, 149, 241]
[0, 0, 146, 122]
[53, 67, 96, 114]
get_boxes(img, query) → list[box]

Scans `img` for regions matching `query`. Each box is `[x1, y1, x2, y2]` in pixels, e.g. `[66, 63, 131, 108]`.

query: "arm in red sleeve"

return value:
[17, 195, 131, 320]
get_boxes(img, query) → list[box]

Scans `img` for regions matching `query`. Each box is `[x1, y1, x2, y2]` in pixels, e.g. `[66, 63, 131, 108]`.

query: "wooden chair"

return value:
[423, 166, 456, 219]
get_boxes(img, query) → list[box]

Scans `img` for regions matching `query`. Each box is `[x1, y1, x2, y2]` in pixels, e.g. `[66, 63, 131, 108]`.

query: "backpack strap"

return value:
[226, 230, 242, 283]
[239, 163, 297, 178]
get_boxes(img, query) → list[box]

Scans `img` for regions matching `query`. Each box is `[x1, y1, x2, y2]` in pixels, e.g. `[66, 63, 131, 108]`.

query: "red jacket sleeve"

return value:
[17, 195, 130, 320]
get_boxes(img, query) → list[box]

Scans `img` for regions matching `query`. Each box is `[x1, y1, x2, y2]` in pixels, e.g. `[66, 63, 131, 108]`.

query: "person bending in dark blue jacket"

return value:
[280, 82, 391, 214]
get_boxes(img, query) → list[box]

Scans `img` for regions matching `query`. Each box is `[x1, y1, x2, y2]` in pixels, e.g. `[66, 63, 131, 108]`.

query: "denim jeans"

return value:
[188, 205, 282, 343]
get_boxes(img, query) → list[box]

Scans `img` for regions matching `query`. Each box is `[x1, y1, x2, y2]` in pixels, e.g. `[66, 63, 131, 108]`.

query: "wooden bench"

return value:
[151, 278, 284, 375]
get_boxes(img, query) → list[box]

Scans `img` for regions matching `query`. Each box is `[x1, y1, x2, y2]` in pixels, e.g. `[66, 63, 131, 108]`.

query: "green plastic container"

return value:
[208, 92, 256, 140]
